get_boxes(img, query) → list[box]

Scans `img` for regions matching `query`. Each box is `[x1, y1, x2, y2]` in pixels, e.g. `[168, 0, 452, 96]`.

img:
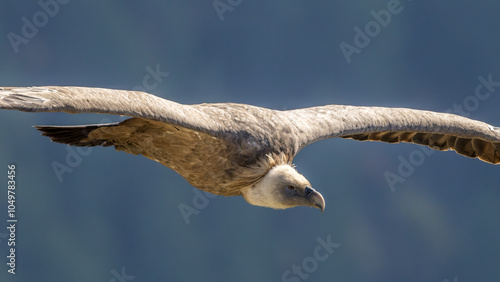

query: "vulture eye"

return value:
[286, 185, 295, 191]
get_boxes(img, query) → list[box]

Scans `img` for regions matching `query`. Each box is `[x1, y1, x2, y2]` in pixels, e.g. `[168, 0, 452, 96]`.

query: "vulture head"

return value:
[242, 164, 325, 212]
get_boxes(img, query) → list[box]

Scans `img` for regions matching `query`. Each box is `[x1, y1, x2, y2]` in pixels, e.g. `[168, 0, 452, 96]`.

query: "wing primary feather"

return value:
[35, 123, 119, 147]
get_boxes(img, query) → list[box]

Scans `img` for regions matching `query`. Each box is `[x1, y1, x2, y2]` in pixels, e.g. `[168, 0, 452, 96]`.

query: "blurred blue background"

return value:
[1, 1, 499, 281]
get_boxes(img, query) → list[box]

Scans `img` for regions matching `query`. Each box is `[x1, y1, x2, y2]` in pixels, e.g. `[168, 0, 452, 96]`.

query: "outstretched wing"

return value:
[0, 86, 227, 134]
[0, 86, 290, 156]
[0, 86, 283, 194]
[286, 105, 500, 164]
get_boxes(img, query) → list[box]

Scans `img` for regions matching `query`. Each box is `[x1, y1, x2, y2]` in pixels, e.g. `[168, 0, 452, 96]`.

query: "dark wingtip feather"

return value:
[34, 123, 118, 147]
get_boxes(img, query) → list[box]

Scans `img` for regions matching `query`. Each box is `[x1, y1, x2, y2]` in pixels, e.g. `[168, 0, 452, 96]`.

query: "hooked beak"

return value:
[304, 186, 325, 212]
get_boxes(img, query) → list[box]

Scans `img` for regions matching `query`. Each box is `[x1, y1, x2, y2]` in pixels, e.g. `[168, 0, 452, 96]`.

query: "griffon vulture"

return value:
[1, 86, 499, 212]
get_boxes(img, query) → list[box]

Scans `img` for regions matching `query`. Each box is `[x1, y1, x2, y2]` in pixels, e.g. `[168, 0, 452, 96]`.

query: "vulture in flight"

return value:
[1, 86, 499, 212]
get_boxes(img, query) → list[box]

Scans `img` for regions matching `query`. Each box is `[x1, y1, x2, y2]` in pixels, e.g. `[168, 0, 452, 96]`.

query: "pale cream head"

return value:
[241, 164, 325, 212]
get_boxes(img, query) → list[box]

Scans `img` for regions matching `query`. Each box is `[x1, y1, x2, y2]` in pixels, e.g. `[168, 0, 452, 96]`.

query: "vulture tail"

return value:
[34, 123, 120, 147]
